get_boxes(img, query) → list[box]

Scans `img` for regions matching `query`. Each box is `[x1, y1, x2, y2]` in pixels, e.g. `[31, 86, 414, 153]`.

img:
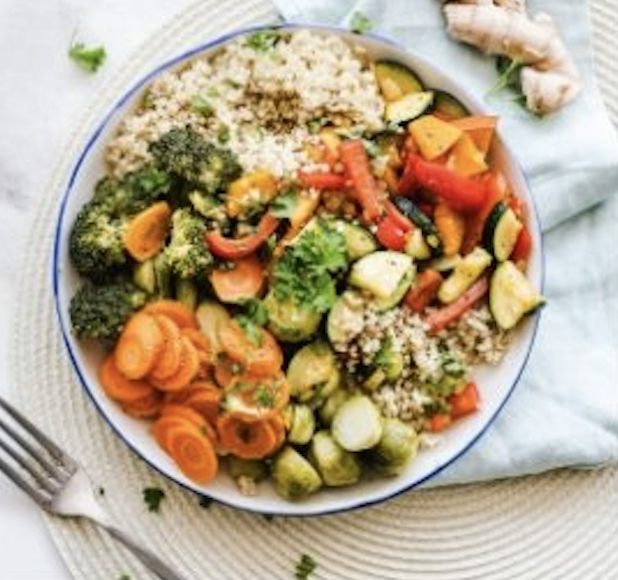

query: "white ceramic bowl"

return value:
[53, 24, 543, 516]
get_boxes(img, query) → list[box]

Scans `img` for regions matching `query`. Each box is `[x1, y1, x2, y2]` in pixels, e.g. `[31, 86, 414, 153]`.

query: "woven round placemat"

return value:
[9, 1, 617, 579]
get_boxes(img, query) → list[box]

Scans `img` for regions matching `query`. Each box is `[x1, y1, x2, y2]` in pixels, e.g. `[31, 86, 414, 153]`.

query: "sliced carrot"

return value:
[149, 315, 183, 381]
[427, 413, 452, 433]
[124, 201, 172, 262]
[214, 355, 244, 389]
[122, 390, 164, 419]
[217, 414, 278, 460]
[182, 328, 213, 378]
[449, 382, 480, 419]
[114, 312, 164, 380]
[225, 374, 289, 421]
[99, 354, 153, 404]
[433, 202, 466, 256]
[143, 299, 199, 329]
[150, 336, 200, 392]
[153, 414, 218, 484]
[210, 254, 265, 304]
[218, 320, 283, 376]
[403, 269, 443, 313]
[165, 381, 222, 428]
[267, 413, 287, 453]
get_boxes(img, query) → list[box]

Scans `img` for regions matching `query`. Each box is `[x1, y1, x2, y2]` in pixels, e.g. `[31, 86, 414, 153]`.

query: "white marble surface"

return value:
[0, 1, 195, 577]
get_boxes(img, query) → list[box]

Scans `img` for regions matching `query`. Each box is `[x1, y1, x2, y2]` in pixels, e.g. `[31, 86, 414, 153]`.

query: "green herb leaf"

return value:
[217, 125, 231, 145]
[143, 487, 166, 513]
[244, 30, 280, 52]
[236, 299, 268, 347]
[190, 94, 214, 116]
[350, 11, 373, 35]
[68, 42, 106, 73]
[489, 56, 523, 96]
[295, 553, 318, 580]
[272, 220, 347, 313]
[255, 384, 276, 408]
[118, 574, 132, 580]
[263, 513, 275, 522]
[198, 496, 214, 509]
[269, 190, 299, 219]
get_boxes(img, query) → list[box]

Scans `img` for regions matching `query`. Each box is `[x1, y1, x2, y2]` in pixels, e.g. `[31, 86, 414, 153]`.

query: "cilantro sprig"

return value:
[295, 553, 318, 580]
[271, 221, 347, 313]
[143, 487, 165, 513]
[350, 12, 373, 35]
[68, 42, 106, 73]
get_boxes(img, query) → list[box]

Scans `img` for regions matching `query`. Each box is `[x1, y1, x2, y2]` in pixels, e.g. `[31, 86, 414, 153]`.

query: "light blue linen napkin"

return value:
[272, 0, 618, 485]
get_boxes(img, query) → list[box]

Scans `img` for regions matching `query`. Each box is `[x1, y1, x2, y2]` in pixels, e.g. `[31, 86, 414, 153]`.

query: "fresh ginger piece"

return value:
[446, 133, 488, 177]
[408, 115, 463, 161]
[450, 115, 498, 156]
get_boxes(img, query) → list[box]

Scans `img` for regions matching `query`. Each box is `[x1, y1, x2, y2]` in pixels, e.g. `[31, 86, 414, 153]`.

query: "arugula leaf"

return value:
[488, 56, 524, 96]
[350, 11, 373, 35]
[295, 553, 318, 580]
[271, 221, 347, 313]
[68, 42, 106, 73]
[244, 30, 280, 51]
[143, 487, 165, 513]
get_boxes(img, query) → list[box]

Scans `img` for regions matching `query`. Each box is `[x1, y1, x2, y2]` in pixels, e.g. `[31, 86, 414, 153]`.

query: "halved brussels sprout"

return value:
[332, 395, 383, 452]
[287, 341, 341, 404]
[271, 446, 322, 501]
[227, 456, 269, 482]
[309, 431, 362, 487]
[318, 389, 350, 426]
[287, 404, 316, 445]
[364, 418, 419, 476]
[263, 290, 322, 343]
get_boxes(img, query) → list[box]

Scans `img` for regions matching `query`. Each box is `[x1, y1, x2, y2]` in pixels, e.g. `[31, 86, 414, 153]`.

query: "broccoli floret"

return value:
[150, 127, 242, 195]
[163, 208, 212, 279]
[69, 165, 173, 279]
[69, 279, 148, 345]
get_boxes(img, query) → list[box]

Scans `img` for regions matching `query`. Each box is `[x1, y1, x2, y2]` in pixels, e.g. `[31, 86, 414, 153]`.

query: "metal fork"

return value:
[0, 395, 191, 580]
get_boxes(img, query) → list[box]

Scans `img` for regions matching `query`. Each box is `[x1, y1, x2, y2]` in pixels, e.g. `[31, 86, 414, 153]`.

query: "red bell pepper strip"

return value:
[507, 196, 527, 220]
[401, 154, 486, 213]
[384, 200, 413, 231]
[298, 171, 347, 190]
[426, 277, 489, 334]
[403, 269, 443, 313]
[397, 153, 419, 196]
[340, 140, 383, 222]
[461, 173, 505, 255]
[510, 225, 533, 263]
[376, 215, 408, 252]
[205, 213, 280, 260]
[449, 382, 481, 419]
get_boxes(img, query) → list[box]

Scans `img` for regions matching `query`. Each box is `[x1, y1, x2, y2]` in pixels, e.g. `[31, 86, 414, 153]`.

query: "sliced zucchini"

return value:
[349, 251, 414, 299]
[483, 202, 523, 262]
[393, 197, 442, 253]
[385, 91, 434, 125]
[309, 431, 362, 487]
[432, 89, 470, 120]
[327, 291, 365, 345]
[430, 253, 462, 272]
[438, 247, 492, 304]
[405, 228, 432, 260]
[287, 404, 316, 445]
[375, 60, 424, 101]
[174, 278, 198, 311]
[332, 395, 383, 452]
[263, 291, 322, 343]
[490, 261, 544, 330]
[372, 267, 416, 311]
[332, 220, 378, 261]
[133, 259, 157, 294]
[196, 300, 231, 353]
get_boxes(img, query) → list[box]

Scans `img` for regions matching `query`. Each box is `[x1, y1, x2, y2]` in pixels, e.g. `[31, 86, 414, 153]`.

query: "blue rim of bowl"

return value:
[52, 22, 544, 517]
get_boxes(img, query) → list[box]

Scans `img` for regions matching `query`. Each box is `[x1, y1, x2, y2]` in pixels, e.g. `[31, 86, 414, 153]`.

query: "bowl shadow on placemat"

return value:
[9, 0, 618, 579]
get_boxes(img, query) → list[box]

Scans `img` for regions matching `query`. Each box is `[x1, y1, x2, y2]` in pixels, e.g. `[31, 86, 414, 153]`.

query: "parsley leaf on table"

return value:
[143, 487, 166, 513]
[244, 30, 280, 52]
[350, 11, 373, 35]
[295, 553, 318, 580]
[68, 42, 106, 73]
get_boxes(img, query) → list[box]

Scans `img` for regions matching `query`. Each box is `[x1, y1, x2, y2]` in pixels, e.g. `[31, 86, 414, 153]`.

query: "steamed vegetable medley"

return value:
[68, 30, 543, 501]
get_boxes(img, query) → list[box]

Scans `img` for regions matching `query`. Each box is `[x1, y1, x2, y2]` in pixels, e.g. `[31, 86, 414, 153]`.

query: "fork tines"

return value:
[0, 395, 78, 507]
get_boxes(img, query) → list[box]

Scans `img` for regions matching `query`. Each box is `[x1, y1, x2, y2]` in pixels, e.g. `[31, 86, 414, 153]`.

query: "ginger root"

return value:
[442, 0, 582, 114]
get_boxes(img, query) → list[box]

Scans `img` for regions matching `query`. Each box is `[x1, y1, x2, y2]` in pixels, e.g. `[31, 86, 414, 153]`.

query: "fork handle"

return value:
[100, 523, 192, 580]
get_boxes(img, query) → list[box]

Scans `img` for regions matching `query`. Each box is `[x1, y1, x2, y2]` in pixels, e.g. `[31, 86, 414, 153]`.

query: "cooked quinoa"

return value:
[106, 30, 385, 178]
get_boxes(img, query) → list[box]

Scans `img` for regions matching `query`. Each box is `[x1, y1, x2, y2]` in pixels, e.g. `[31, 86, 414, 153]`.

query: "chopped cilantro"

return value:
[295, 553, 318, 580]
[271, 220, 347, 313]
[143, 487, 165, 513]
[269, 189, 299, 218]
[236, 299, 269, 347]
[244, 29, 280, 51]
[350, 11, 373, 35]
[217, 125, 231, 145]
[255, 384, 276, 408]
[190, 94, 214, 116]
[68, 42, 106, 73]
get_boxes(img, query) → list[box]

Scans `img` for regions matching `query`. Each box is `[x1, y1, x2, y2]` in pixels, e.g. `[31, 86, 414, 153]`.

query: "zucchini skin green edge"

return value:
[52, 21, 545, 517]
